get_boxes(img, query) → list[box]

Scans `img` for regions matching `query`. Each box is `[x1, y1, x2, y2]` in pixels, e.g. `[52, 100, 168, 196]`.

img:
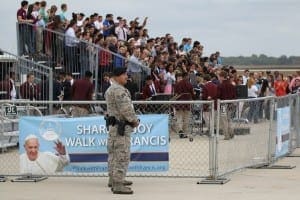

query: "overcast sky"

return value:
[1, 0, 299, 57]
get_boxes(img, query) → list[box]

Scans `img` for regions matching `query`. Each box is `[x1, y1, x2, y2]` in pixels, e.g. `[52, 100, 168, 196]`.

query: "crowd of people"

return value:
[14, 1, 226, 95]
[15, 1, 300, 92]
[1, 0, 300, 136]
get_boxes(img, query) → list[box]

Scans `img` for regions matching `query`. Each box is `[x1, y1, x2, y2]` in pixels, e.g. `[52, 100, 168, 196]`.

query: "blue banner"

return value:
[276, 106, 290, 158]
[19, 115, 169, 173]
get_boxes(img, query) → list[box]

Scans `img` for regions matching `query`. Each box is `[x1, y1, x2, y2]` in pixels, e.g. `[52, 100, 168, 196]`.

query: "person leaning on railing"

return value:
[17, 1, 34, 56]
[26, 3, 40, 54]
[64, 20, 79, 73]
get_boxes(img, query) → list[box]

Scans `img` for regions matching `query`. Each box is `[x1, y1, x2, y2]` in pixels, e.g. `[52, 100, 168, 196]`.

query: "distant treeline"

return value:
[223, 54, 300, 65]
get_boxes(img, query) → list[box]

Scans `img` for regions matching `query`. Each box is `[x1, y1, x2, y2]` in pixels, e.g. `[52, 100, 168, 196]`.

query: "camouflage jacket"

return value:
[104, 80, 138, 123]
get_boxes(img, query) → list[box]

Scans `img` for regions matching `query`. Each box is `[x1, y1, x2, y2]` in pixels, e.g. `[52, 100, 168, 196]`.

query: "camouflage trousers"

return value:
[107, 126, 131, 184]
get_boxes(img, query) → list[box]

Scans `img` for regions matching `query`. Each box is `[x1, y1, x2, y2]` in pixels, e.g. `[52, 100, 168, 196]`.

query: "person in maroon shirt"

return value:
[17, 1, 29, 22]
[217, 70, 236, 140]
[20, 72, 39, 100]
[142, 75, 161, 100]
[140, 75, 161, 113]
[202, 74, 218, 133]
[71, 71, 94, 117]
[98, 41, 112, 79]
[202, 74, 218, 109]
[174, 72, 195, 138]
[217, 71, 237, 100]
[17, 1, 33, 55]
[0, 74, 12, 99]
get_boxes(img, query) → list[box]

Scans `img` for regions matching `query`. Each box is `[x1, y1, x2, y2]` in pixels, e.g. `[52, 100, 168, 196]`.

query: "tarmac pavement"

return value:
[1, 151, 300, 200]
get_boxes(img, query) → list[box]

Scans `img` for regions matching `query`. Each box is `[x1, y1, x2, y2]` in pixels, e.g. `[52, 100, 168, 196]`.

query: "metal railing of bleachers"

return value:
[0, 49, 53, 105]
[16, 22, 151, 97]
[0, 49, 53, 153]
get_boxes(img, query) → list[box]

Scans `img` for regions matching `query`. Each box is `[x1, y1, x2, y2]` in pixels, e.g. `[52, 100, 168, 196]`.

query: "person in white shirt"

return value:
[247, 78, 259, 123]
[65, 20, 79, 73]
[127, 48, 142, 90]
[76, 13, 85, 32]
[115, 19, 128, 41]
[9, 72, 17, 100]
[65, 20, 79, 47]
[20, 134, 70, 175]
[164, 64, 176, 94]
[93, 15, 104, 33]
[242, 69, 250, 85]
[65, 72, 74, 86]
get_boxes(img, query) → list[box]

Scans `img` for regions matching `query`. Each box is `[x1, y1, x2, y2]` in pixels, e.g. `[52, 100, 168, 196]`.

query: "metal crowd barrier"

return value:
[0, 100, 214, 178]
[0, 93, 299, 182]
[214, 94, 300, 179]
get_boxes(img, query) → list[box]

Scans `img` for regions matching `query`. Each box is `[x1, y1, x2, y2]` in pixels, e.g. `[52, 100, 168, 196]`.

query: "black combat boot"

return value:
[112, 182, 133, 194]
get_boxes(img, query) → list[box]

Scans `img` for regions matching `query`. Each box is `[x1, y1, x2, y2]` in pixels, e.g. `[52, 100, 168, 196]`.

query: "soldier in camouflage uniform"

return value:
[104, 68, 139, 195]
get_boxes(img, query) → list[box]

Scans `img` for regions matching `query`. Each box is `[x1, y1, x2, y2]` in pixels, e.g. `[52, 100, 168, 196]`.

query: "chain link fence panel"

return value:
[289, 94, 300, 150]
[216, 97, 273, 176]
[0, 100, 214, 178]
[1, 95, 299, 178]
